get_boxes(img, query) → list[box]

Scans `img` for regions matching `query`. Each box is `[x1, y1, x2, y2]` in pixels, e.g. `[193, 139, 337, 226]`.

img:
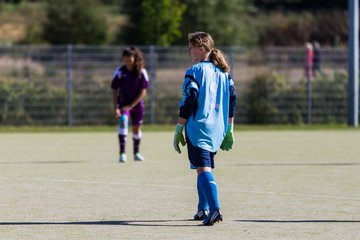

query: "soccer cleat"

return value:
[202, 209, 223, 226]
[194, 209, 209, 220]
[134, 152, 145, 161]
[119, 153, 127, 163]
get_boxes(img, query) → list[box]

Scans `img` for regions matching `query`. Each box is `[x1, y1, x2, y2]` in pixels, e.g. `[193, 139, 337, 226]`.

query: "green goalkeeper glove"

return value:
[220, 123, 234, 151]
[173, 124, 186, 154]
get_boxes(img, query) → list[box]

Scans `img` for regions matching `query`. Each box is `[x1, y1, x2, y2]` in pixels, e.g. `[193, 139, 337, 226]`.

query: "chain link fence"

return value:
[0, 45, 351, 125]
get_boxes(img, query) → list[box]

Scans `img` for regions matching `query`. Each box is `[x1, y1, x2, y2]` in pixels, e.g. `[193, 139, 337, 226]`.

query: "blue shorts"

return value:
[186, 135, 216, 169]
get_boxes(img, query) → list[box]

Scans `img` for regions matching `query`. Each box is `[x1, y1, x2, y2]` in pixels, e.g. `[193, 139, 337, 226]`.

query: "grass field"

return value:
[0, 129, 359, 239]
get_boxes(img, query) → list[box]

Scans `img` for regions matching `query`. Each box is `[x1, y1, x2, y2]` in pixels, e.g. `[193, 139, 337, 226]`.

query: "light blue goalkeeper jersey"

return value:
[179, 61, 235, 152]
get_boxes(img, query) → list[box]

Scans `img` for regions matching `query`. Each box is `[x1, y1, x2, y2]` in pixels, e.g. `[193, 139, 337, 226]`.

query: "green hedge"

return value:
[242, 72, 348, 124]
[0, 72, 351, 125]
[0, 79, 66, 125]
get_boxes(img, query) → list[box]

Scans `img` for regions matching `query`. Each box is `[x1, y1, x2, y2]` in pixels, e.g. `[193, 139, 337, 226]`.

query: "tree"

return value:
[114, 0, 143, 44]
[114, 0, 186, 46]
[43, 0, 106, 45]
[253, 0, 347, 11]
[141, 0, 186, 46]
[177, 0, 256, 46]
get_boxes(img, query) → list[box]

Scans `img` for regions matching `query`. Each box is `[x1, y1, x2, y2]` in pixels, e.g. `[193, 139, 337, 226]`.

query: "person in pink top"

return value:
[304, 42, 314, 78]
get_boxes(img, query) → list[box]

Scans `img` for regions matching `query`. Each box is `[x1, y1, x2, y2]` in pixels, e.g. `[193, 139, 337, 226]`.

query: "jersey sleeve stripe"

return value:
[185, 74, 195, 81]
[142, 68, 149, 81]
[184, 74, 200, 90]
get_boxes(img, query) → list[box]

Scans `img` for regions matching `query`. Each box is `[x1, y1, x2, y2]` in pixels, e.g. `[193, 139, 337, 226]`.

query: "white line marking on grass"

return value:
[0, 177, 195, 190]
[233, 189, 360, 201]
[1, 177, 360, 201]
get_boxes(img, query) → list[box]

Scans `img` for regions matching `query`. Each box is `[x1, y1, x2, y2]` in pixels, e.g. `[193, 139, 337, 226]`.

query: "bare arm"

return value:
[229, 117, 234, 124]
[112, 90, 121, 118]
[177, 116, 187, 126]
[112, 90, 118, 111]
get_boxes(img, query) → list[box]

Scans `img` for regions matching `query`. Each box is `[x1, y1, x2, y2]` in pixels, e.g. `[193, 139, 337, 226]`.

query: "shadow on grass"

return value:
[237, 219, 360, 223]
[229, 163, 360, 166]
[0, 161, 83, 164]
[0, 219, 202, 227]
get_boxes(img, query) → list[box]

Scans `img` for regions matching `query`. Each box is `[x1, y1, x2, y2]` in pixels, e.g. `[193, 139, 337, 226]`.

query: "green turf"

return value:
[0, 123, 358, 133]
[0, 130, 359, 239]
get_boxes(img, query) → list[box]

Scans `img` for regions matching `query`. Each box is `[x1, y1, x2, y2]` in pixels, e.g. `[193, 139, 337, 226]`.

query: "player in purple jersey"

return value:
[111, 47, 149, 162]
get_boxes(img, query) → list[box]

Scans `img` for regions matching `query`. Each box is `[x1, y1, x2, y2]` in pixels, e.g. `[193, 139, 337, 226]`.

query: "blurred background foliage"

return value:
[0, 0, 352, 125]
[0, 0, 349, 46]
[0, 71, 349, 125]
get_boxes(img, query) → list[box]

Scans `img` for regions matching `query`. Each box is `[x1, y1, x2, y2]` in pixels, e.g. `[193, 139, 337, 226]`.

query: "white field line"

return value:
[1, 177, 360, 201]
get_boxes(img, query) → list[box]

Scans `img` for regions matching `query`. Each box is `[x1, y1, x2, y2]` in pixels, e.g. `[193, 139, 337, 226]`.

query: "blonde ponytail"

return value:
[188, 32, 230, 72]
[209, 48, 230, 72]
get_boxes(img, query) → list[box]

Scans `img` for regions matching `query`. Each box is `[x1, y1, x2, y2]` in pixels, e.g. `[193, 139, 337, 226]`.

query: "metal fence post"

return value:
[229, 46, 235, 77]
[149, 45, 156, 124]
[66, 44, 73, 126]
[348, 0, 359, 127]
[305, 44, 313, 125]
[306, 74, 312, 125]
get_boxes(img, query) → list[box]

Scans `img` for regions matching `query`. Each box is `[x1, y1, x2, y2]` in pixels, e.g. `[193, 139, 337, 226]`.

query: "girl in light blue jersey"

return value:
[173, 32, 237, 226]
